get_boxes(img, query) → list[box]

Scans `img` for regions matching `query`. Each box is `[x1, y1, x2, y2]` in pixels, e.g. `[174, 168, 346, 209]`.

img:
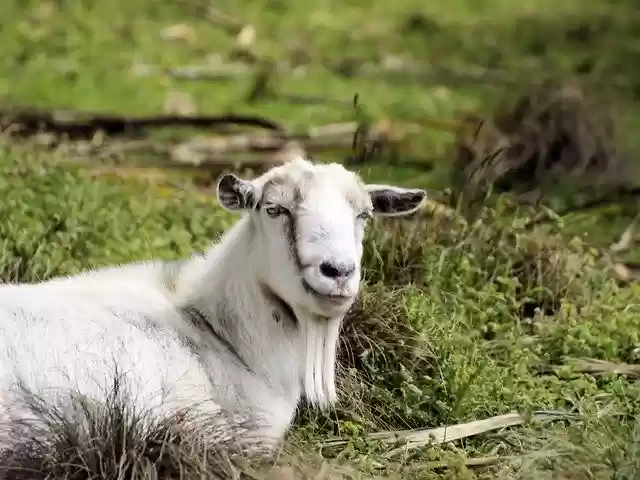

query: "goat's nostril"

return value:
[319, 262, 340, 278]
[319, 261, 355, 279]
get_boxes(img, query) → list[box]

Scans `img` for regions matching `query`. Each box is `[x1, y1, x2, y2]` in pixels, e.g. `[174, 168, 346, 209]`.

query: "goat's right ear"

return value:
[216, 174, 258, 211]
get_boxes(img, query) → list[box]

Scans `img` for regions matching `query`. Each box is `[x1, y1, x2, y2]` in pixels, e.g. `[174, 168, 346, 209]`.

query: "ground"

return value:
[1, 0, 640, 478]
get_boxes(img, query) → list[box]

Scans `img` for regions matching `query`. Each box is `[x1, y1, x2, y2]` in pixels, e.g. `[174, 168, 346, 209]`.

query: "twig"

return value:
[323, 410, 575, 458]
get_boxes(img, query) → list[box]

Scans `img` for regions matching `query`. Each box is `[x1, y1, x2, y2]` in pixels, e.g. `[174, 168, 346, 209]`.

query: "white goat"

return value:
[0, 158, 425, 457]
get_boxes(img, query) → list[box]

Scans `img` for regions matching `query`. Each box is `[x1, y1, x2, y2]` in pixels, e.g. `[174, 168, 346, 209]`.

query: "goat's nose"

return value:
[319, 260, 356, 279]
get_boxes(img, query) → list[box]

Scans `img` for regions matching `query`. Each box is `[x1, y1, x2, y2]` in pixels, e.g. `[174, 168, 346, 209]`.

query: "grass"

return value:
[1, 0, 640, 478]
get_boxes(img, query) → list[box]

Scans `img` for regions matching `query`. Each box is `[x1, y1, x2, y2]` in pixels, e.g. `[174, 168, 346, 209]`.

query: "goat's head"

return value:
[216, 158, 425, 408]
[216, 158, 426, 319]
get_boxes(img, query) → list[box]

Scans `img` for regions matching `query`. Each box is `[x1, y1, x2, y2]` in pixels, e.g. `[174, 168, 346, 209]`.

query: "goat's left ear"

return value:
[366, 184, 427, 217]
[216, 173, 258, 211]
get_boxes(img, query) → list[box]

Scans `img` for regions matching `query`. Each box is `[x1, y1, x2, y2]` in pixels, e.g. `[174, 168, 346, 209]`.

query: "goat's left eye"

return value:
[357, 210, 372, 221]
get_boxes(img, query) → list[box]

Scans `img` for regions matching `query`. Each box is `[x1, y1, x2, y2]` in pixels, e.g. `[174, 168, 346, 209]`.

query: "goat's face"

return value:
[216, 158, 426, 318]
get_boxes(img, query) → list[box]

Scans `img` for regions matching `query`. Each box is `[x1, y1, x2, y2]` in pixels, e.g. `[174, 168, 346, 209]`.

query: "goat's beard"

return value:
[300, 316, 342, 409]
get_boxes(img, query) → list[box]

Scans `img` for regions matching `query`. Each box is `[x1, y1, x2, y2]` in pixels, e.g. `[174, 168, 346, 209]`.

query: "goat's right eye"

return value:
[265, 205, 285, 217]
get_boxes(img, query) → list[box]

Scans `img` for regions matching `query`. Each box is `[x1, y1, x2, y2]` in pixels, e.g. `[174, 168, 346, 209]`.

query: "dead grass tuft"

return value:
[0, 377, 276, 480]
[452, 80, 628, 208]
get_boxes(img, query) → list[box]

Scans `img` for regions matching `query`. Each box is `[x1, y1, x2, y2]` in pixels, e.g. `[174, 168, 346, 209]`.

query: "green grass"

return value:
[1, 0, 640, 478]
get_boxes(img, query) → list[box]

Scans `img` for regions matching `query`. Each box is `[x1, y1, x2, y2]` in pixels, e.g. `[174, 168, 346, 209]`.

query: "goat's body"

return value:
[0, 159, 427, 476]
[0, 217, 303, 449]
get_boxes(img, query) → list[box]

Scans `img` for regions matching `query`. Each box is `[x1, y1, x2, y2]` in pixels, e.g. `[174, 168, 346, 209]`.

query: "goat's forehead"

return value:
[258, 162, 369, 207]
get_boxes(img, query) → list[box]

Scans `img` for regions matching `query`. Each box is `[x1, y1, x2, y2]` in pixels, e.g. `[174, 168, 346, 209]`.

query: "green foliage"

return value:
[0, 145, 231, 283]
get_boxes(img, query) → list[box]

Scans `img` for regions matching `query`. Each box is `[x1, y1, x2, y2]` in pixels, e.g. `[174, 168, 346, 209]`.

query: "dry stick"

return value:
[0, 108, 285, 140]
[323, 410, 575, 458]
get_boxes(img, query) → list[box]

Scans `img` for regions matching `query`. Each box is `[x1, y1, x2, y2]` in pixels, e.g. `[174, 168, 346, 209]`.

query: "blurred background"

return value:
[3, 0, 640, 254]
[1, 1, 640, 478]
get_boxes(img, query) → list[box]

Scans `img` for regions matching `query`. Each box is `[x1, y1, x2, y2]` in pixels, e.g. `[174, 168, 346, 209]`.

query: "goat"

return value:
[0, 158, 425, 476]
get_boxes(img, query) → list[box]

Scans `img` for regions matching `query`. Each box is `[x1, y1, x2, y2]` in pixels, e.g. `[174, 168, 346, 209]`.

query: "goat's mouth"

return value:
[301, 279, 354, 303]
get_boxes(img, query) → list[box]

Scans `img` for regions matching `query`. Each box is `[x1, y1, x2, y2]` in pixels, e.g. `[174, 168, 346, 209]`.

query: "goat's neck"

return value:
[175, 216, 342, 408]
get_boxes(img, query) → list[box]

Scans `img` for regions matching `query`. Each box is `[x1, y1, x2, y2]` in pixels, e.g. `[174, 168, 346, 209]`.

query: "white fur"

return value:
[0, 158, 426, 448]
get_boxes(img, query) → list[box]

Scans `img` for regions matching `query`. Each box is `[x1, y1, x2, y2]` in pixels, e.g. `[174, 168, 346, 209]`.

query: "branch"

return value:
[0, 107, 285, 140]
[322, 410, 575, 458]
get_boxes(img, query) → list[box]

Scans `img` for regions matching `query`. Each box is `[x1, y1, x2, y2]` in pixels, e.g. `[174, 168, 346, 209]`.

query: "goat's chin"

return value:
[312, 295, 355, 318]
[301, 277, 358, 315]
[300, 282, 356, 318]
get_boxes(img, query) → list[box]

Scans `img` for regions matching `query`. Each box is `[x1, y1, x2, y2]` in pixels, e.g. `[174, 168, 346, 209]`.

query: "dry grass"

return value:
[0, 376, 277, 480]
[451, 81, 631, 209]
